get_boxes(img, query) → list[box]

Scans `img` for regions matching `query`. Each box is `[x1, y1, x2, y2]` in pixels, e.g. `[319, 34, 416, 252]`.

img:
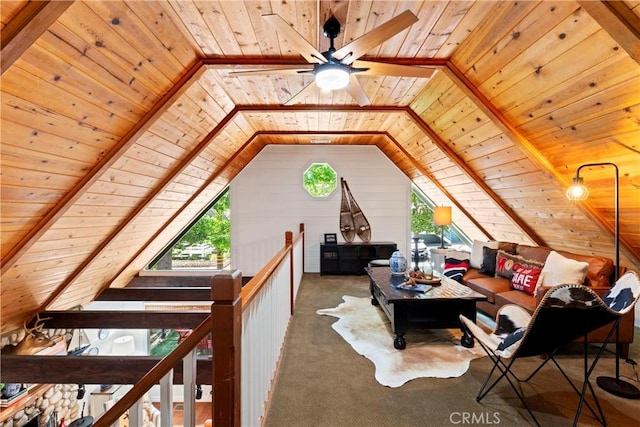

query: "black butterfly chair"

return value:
[460, 271, 640, 427]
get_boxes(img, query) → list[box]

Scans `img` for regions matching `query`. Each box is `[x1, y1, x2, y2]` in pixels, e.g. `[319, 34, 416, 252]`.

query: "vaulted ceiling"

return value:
[1, 0, 639, 333]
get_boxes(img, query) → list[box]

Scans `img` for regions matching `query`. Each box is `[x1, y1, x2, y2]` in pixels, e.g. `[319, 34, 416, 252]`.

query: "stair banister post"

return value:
[211, 270, 242, 427]
[160, 370, 173, 427]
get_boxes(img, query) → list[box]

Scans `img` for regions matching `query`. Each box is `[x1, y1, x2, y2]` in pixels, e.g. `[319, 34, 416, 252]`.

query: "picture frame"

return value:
[324, 233, 337, 244]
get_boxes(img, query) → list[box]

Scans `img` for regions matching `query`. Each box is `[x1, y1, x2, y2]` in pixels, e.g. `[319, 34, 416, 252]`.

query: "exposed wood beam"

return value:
[578, 0, 640, 65]
[0, 1, 73, 75]
[1, 60, 206, 278]
[110, 104, 544, 292]
[40, 310, 209, 329]
[0, 356, 212, 384]
[404, 108, 546, 245]
[104, 106, 253, 293]
[96, 287, 213, 301]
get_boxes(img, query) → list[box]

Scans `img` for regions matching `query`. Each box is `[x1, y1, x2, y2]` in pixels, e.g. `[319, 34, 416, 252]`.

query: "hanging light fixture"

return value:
[315, 63, 350, 91]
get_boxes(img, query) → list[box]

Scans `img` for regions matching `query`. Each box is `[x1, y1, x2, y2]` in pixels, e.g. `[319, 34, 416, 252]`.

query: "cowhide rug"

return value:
[317, 295, 486, 387]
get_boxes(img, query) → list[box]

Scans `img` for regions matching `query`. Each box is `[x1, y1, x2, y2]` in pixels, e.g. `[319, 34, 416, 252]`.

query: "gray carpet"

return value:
[263, 274, 640, 427]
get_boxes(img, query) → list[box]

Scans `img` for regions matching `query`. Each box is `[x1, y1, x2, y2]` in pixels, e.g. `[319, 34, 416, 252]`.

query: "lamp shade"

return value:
[315, 64, 349, 91]
[111, 335, 135, 355]
[433, 206, 452, 226]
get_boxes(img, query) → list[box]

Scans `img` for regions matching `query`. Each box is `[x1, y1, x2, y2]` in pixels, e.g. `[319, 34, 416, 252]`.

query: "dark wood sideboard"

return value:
[320, 242, 397, 275]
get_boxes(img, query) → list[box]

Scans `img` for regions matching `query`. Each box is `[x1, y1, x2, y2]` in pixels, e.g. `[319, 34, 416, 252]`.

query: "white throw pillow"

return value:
[540, 250, 589, 287]
[470, 240, 500, 269]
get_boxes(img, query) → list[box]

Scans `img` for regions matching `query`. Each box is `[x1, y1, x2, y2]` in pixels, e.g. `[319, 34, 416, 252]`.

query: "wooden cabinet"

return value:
[320, 242, 397, 275]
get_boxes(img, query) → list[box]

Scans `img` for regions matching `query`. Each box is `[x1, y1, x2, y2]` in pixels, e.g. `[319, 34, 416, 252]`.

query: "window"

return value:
[148, 190, 230, 270]
[303, 163, 337, 197]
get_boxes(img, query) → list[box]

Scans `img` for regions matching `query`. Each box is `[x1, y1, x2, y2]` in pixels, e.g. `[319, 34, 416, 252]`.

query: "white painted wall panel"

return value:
[231, 145, 410, 276]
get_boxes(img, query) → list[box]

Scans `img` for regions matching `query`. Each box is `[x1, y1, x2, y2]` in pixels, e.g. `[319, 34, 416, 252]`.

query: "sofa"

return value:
[444, 241, 635, 358]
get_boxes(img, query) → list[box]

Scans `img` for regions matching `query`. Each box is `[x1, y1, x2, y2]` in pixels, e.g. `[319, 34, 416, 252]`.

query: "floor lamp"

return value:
[433, 206, 452, 249]
[566, 162, 640, 399]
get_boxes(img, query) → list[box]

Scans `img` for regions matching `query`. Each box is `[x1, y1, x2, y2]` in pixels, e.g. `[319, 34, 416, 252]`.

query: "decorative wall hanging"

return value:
[339, 178, 371, 243]
[339, 177, 356, 242]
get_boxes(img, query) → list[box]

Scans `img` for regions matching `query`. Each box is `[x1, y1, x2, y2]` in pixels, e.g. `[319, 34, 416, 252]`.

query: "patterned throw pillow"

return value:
[443, 256, 470, 283]
[479, 246, 504, 276]
[510, 263, 544, 295]
[495, 250, 543, 281]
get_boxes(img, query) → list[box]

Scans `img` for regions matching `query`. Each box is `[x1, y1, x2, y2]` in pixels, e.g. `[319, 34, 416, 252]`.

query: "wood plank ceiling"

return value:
[1, 0, 639, 333]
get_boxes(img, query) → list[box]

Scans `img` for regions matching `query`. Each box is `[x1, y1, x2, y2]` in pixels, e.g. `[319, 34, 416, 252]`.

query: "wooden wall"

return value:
[1, 1, 638, 333]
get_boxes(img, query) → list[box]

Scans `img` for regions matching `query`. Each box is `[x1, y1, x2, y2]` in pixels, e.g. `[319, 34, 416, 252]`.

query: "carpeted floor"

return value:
[263, 274, 640, 427]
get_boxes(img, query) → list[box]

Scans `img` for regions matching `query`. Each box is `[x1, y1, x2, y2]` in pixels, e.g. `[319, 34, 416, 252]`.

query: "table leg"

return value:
[394, 333, 406, 350]
[459, 301, 477, 348]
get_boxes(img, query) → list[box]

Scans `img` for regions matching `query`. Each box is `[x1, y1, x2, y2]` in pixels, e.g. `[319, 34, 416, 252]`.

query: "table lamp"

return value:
[433, 206, 452, 249]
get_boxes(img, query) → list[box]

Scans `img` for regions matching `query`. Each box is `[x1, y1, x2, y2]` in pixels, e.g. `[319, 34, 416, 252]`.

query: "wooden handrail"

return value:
[95, 224, 305, 427]
[241, 225, 305, 310]
[241, 242, 294, 311]
[94, 312, 212, 427]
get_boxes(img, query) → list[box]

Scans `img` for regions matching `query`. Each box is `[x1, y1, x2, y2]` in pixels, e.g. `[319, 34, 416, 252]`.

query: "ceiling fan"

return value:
[231, 10, 435, 106]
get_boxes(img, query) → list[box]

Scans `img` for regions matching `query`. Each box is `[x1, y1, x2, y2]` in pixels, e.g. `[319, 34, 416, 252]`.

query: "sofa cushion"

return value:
[495, 290, 537, 314]
[539, 250, 589, 288]
[495, 251, 543, 280]
[470, 240, 500, 269]
[556, 250, 614, 287]
[499, 242, 518, 253]
[462, 268, 486, 281]
[510, 263, 543, 295]
[479, 246, 515, 276]
[516, 244, 552, 264]
[465, 276, 511, 303]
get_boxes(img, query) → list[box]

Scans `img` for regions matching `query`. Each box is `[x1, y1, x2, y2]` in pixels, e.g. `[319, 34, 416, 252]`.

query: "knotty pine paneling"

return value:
[2, 0, 640, 333]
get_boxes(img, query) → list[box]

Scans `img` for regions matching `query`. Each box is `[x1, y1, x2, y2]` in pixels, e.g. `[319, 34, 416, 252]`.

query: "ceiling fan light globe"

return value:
[315, 67, 350, 91]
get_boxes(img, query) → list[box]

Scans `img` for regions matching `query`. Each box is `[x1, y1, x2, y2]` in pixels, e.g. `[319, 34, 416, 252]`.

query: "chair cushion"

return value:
[497, 327, 526, 352]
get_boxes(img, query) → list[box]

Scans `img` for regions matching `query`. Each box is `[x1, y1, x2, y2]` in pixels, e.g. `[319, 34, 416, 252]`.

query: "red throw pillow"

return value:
[511, 263, 543, 295]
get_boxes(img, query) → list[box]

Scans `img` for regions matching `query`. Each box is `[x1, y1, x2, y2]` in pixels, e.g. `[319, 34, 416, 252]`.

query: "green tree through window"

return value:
[303, 163, 337, 197]
[151, 192, 230, 270]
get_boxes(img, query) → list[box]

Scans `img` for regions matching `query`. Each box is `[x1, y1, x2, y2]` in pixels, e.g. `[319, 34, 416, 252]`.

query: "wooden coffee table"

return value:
[365, 266, 487, 350]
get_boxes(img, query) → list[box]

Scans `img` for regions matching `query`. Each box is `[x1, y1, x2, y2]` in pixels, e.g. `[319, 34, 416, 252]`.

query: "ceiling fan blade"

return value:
[353, 60, 435, 78]
[333, 10, 418, 64]
[263, 14, 327, 64]
[230, 67, 312, 76]
[283, 81, 318, 105]
[345, 75, 371, 107]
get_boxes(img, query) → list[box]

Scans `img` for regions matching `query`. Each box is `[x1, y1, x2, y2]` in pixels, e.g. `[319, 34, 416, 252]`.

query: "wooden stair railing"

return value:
[94, 313, 213, 427]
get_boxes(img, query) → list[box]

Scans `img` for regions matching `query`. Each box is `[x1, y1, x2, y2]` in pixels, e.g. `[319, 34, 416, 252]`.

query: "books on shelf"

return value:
[0, 386, 27, 408]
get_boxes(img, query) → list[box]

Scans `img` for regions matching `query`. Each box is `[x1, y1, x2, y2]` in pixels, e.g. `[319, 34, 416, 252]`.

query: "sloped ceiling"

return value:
[1, 0, 639, 333]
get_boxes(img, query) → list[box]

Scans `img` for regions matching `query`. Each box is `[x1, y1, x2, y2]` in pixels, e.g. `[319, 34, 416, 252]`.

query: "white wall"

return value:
[230, 145, 411, 276]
